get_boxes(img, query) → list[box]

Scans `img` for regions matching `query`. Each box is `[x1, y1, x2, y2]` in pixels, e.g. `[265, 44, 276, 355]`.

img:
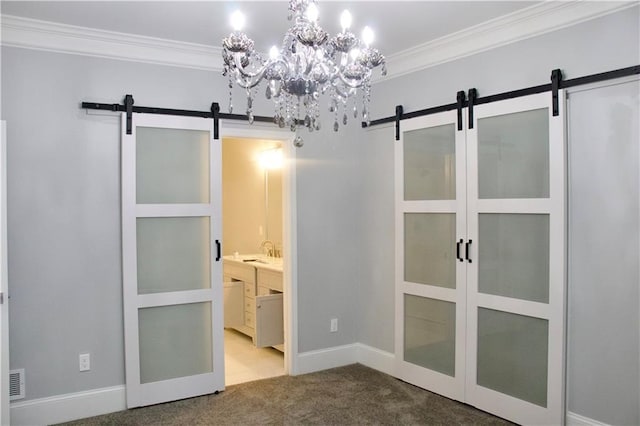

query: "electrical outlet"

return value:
[79, 353, 91, 372]
[330, 318, 338, 333]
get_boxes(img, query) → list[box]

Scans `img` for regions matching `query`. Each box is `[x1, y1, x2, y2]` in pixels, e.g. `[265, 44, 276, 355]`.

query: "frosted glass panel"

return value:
[404, 295, 456, 376]
[139, 302, 213, 384]
[137, 217, 211, 294]
[404, 213, 455, 288]
[478, 108, 549, 199]
[137, 127, 210, 204]
[477, 308, 548, 407]
[404, 124, 456, 200]
[478, 214, 549, 303]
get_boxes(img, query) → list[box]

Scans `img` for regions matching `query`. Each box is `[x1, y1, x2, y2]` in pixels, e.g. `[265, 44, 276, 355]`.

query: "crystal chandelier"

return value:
[222, 0, 386, 147]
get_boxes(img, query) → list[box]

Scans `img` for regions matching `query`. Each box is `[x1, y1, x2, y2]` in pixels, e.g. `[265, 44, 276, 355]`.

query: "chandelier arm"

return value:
[335, 86, 350, 99]
[231, 75, 263, 90]
[233, 56, 269, 81]
[336, 72, 369, 89]
[233, 56, 291, 85]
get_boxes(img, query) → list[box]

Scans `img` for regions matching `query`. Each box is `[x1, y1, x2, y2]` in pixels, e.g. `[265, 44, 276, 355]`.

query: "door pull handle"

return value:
[465, 239, 472, 263]
[456, 239, 464, 262]
[215, 240, 221, 262]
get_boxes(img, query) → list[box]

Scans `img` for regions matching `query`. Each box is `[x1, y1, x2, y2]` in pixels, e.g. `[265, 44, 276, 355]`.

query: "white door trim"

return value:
[0, 121, 9, 426]
[219, 121, 298, 376]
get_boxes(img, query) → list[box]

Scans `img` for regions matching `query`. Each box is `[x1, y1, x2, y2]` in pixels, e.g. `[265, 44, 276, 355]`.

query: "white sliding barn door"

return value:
[122, 113, 224, 407]
[465, 92, 566, 425]
[395, 110, 468, 402]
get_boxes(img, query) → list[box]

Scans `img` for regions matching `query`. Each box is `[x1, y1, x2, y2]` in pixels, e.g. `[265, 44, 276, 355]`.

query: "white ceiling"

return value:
[1, 1, 539, 57]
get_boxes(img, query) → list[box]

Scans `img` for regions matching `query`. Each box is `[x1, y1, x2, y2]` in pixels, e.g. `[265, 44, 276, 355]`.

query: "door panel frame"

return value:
[394, 110, 468, 402]
[464, 91, 566, 424]
[122, 112, 224, 408]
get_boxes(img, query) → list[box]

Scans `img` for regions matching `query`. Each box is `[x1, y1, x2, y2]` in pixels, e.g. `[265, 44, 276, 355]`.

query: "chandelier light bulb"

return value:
[230, 10, 245, 31]
[340, 10, 352, 30]
[269, 45, 279, 60]
[362, 26, 374, 47]
[305, 3, 319, 22]
[349, 48, 361, 61]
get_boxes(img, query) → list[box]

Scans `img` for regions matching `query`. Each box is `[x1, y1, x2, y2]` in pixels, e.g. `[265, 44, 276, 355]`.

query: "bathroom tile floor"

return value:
[224, 328, 285, 386]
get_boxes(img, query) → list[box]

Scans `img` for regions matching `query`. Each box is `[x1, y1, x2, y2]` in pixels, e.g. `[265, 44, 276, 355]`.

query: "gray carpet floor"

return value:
[60, 364, 512, 425]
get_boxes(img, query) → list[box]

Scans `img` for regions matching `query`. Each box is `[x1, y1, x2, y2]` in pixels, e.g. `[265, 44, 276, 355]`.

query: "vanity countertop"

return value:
[223, 254, 283, 273]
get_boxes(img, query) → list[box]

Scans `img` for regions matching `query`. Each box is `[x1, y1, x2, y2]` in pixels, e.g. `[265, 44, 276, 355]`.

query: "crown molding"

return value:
[1, 1, 637, 79]
[0, 14, 223, 71]
[379, 0, 638, 83]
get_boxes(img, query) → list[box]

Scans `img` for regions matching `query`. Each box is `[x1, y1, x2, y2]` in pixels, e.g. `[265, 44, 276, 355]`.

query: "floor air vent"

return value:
[9, 368, 25, 400]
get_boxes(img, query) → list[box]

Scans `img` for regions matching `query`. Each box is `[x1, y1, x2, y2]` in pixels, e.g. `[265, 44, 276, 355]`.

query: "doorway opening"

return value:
[220, 126, 296, 386]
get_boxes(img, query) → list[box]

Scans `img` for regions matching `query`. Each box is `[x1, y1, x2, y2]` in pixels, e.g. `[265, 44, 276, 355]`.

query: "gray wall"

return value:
[0, 48, 227, 399]
[357, 5, 640, 423]
[295, 122, 363, 352]
[0, 46, 364, 399]
[567, 79, 639, 425]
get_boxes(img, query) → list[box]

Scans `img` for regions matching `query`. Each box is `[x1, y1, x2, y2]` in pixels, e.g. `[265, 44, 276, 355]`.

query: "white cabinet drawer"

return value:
[245, 297, 256, 313]
[257, 268, 283, 292]
[223, 261, 256, 284]
[245, 311, 255, 328]
[244, 282, 256, 298]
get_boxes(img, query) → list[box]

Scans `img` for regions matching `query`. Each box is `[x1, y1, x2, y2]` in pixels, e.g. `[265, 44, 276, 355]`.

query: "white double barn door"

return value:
[395, 92, 566, 425]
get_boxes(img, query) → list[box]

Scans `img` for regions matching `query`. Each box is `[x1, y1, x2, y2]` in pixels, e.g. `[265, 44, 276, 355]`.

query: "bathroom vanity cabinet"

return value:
[223, 257, 284, 349]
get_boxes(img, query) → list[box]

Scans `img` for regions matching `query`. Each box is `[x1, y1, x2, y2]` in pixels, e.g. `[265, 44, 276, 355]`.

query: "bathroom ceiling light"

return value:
[259, 148, 284, 170]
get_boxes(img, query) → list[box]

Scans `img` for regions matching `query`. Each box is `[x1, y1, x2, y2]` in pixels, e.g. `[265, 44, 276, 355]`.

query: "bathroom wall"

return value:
[222, 137, 283, 256]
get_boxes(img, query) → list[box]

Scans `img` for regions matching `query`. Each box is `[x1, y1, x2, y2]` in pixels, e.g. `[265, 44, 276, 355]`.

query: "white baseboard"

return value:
[355, 343, 395, 376]
[293, 343, 395, 377]
[294, 343, 359, 375]
[567, 412, 611, 426]
[10, 385, 126, 426]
